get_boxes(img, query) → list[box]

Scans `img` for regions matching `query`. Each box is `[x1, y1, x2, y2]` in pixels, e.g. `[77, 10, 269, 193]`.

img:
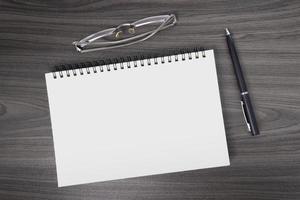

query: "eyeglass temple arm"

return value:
[132, 14, 176, 27]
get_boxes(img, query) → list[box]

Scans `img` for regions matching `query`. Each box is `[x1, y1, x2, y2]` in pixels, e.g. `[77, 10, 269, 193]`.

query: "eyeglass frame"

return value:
[72, 14, 177, 53]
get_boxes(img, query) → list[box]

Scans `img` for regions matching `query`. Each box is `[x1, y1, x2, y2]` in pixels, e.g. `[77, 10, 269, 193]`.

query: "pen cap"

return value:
[241, 94, 259, 136]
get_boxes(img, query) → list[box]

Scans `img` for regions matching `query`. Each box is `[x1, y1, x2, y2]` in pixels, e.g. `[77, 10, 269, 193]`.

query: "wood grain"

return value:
[0, 0, 300, 199]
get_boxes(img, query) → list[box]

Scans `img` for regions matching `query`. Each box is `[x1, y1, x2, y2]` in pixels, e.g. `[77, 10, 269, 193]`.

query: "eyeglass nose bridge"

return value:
[114, 23, 136, 39]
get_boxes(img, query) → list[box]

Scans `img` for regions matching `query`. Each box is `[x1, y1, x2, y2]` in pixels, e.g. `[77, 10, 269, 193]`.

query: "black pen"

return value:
[225, 28, 259, 136]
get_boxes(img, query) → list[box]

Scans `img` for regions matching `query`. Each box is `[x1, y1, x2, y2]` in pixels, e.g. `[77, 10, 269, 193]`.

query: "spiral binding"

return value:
[52, 48, 206, 79]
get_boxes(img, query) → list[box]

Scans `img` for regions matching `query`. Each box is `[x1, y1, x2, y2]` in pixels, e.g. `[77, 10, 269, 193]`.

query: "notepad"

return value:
[45, 49, 230, 187]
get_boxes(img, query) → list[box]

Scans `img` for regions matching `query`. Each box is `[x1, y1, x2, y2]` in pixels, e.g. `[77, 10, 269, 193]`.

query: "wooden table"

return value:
[1, 1, 300, 199]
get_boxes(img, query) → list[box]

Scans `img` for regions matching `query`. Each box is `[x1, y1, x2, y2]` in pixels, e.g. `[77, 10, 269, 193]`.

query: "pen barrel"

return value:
[226, 35, 248, 92]
[241, 93, 260, 136]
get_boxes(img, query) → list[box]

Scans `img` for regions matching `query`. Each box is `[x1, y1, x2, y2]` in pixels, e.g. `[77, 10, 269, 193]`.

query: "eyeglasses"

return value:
[72, 14, 177, 53]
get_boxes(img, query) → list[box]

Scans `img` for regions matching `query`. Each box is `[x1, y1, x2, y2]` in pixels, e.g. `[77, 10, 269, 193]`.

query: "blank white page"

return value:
[45, 50, 229, 187]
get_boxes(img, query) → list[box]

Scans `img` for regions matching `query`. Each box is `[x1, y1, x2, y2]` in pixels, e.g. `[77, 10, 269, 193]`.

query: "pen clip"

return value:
[240, 100, 251, 132]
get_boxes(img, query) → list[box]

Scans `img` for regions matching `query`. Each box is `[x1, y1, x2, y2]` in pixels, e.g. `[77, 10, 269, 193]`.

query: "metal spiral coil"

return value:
[52, 48, 206, 79]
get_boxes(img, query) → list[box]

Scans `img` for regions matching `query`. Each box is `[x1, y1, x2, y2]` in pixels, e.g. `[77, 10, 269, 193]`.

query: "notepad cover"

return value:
[45, 50, 230, 187]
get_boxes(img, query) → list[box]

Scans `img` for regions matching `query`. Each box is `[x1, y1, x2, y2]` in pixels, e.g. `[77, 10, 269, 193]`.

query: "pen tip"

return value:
[225, 28, 230, 35]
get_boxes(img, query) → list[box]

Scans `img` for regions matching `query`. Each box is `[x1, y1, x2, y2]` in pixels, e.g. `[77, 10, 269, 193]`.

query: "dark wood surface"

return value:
[1, 0, 300, 199]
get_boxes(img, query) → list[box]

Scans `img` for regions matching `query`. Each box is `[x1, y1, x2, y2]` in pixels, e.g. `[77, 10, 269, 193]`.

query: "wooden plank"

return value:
[0, 0, 299, 199]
